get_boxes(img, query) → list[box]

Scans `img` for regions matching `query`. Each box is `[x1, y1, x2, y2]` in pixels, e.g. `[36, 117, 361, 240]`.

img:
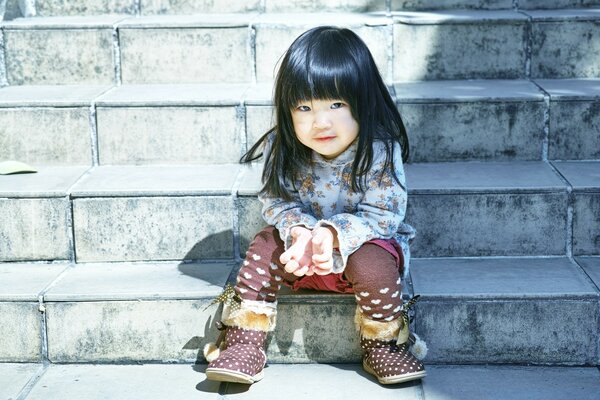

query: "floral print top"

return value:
[259, 135, 416, 277]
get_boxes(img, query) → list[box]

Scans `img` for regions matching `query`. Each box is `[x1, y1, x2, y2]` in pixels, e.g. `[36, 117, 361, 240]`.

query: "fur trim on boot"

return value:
[221, 299, 277, 332]
[354, 307, 402, 341]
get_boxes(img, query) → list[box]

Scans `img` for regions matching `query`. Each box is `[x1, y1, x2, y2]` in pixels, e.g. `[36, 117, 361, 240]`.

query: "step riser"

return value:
[6, 298, 596, 364]
[415, 299, 600, 365]
[72, 197, 234, 263]
[4, 18, 598, 84]
[1, 192, 581, 262]
[4, 94, 597, 165]
[393, 22, 527, 81]
[0, 108, 92, 165]
[17, 0, 600, 16]
[531, 20, 600, 79]
[97, 106, 243, 164]
[4, 29, 114, 85]
[549, 100, 600, 160]
[0, 303, 42, 362]
[399, 101, 546, 162]
[0, 198, 72, 262]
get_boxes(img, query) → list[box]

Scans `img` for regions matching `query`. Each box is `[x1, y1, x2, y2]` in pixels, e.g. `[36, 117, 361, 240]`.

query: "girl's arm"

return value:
[315, 143, 408, 274]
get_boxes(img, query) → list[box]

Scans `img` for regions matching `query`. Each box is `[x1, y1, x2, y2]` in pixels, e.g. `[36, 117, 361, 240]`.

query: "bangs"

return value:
[282, 30, 361, 109]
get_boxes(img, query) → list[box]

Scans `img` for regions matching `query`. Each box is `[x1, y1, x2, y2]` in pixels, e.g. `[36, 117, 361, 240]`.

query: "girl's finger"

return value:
[293, 265, 309, 276]
[284, 259, 299, 274]
[312, 253, 330, 263]
[313, 263, 332, 275]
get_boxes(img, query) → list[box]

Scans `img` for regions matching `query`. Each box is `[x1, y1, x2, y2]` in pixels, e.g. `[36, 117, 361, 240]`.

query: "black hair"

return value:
[241, 26, 409, 201]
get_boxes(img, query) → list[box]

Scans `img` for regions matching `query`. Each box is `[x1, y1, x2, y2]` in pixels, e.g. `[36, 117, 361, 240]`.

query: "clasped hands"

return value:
[279, 226, 337, 277]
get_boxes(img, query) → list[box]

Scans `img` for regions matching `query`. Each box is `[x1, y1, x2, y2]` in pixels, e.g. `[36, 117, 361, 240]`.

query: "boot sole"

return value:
[363, 360, 427, 385]
[205, 367, 264, 385]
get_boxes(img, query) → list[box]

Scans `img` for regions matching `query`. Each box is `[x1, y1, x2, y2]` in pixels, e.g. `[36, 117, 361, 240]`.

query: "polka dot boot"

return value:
[361, 337, 426, 385]
[205, 326, 267, 385]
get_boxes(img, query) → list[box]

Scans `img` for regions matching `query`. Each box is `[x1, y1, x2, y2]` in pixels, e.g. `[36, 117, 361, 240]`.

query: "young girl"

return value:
[203, 26, 426, 386]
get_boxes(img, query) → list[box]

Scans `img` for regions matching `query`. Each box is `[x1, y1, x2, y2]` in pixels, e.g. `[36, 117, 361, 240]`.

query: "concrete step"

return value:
[4, 161, 600, 262]
[2, 11, 598, 85]
[1, 80, 597, 165]
[537, 79, 600, 160]
[3, 363, 600, 400]
[0, 257, 598, 364]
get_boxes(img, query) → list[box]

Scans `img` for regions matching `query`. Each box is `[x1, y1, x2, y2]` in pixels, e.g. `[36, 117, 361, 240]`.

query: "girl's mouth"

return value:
[315, 136, 335, 142]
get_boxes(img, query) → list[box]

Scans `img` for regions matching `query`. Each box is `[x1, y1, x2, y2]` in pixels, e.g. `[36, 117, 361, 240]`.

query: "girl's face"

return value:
[291, 98, 359, 160]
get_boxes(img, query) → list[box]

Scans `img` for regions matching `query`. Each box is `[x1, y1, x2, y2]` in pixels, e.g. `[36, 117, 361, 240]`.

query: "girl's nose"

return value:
[313, 111, 332, 129]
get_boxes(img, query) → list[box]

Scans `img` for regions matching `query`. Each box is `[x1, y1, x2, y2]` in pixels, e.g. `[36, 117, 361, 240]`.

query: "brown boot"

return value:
[205, 325, 267, 384]
[204, 300, 276, 384]
[356, 308, 426, 385]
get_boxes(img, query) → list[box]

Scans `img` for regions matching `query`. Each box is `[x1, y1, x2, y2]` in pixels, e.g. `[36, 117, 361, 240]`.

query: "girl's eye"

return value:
[296, 105, 311, 112]
[331, 102, 344, 109]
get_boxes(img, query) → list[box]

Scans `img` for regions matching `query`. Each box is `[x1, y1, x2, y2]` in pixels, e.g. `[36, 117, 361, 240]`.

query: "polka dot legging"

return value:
[235, 226, 404, 322]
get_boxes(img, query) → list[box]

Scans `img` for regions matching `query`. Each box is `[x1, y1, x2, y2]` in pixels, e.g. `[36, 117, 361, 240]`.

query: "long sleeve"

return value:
[315, 143, 407, 273]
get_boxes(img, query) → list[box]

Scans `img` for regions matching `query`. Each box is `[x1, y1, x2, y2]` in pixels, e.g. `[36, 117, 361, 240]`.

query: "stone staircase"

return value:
[1, 0, 600, 398]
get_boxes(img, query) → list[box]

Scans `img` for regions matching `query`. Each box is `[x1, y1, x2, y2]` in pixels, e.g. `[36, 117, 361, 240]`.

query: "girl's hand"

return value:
[280, 227, 314, 276]
[311, 227, 337, 275]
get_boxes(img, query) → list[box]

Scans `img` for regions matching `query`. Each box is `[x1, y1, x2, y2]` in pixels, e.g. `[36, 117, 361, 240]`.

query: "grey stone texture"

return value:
[0, 263, 68, 301]
[70, 164, 242, 197]
[141, 0, 261, 14]
[0, 363, 41, 400]
[553, 161, 600, 255]
[96, 106, 241, 164]
[118, 23, 252, 84]
[3, 18, 120, 84]
[520, 0, 600, 8]
[0, 107, 93, 165]
[529, 10, 600, 79]
[245, 106, 274, 149]
[393, 11, 528, 81]
[0, 302, 42, 361]
[395, 80, 546, 161]
[577, 256, 600, 288]
[221, 364, 421, 398]
[0, 198, 72, 261]
[411, 257, 600, 364]
[237, 196, 268, 256]
[535, 79, 600, 160]
[254, 14, 391, 82]
[46, 299, 219, 362]
[73, 196, 233, 262]
[392, 0, 513, 10]
[0, 165, 89, 198]
[422, 365, 600, 400]
[264, 0, 386, 12]
[35, 0, 137, 15]
[24, 364, 222, 400]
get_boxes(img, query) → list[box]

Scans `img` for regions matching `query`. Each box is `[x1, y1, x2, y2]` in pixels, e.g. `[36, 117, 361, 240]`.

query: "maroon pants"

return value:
[235, 226, 404, 322]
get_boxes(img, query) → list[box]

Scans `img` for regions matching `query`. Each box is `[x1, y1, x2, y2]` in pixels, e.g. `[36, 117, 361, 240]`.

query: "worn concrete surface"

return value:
[422, 365, 600, 400]
[0, 107, 93, 165]
[119, 27, 251, 83]
[237, 196, 268, 256]
[0, 166, 88, 197]
[393, 12, 527, 81]
[0, 263, 68, 301]
[0, 363, 42, 400]
[141, 0, 261, 14]
[35, 0, 137, 15]
[548, 99, 600, 160]
[398, 101, 545, 162]
[96, 106, 241, 164]
[0, 84, 112, 106]
[520, 0, 600, 8]
[4, 28, 114, 85]
[245, 106, 274, 148]
[264, 0, 386, 12]
[0, 302, 42, 361]
[46, 299, 220, 362]
[43, 261, 233, 301]
[95, 83, 250, 106]
[0, 198, 72, 261]
[554, 161, 600, 254]
[73, 196, 233, 262]
[254, 15, 390, 82]
[392, 0, 512, 9]
[530, 11, 600, 79]
[70, 165, 241, 197]
[411, 257, 599, 364]
[577, 256, 600, 288]
[24, 364, 221, 400]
